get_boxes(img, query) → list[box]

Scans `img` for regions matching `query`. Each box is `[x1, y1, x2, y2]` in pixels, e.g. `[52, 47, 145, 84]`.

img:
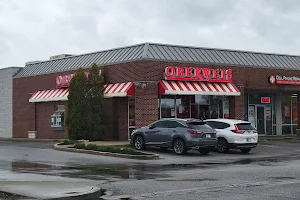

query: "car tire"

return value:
[240, 148, 252, 154]
[173, 139, 186, 155]
[134, 135, 145, 150]
[199, 148, 210, 155]
[217, 138, 229, 153]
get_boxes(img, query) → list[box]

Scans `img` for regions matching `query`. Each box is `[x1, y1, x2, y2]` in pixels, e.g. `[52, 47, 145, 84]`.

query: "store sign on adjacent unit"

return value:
[269, 75, 300, 85]
[164, 66, 232, 82]
[261, 97, 271, 104]
[56, 70, 102, 88]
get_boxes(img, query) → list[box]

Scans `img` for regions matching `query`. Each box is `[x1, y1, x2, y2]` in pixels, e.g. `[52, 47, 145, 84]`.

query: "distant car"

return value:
[130, 118, 217, 155]
[204, 119, 258, 153]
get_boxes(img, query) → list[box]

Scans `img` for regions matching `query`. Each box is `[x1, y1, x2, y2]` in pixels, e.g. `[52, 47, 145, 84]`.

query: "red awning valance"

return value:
[158, 80, 240, 96]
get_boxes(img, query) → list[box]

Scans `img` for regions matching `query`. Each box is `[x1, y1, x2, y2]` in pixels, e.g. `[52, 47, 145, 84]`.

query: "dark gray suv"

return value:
[130, 118, 217, 155]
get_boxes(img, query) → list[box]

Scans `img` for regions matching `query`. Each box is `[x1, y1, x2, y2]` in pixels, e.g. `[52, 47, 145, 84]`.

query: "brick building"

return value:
[12, 43, 300, 139]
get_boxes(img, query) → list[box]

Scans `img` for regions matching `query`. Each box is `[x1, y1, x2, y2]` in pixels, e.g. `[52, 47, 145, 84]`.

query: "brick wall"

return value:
[229, 87, 245, 120]
[117, 98, 129, 140]
[135, 82, 158, 127]
[36, 101, 68, 139]
[13, 59, 300, 139]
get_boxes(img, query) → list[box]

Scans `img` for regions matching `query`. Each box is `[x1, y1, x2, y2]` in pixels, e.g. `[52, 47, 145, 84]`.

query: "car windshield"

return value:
[188, 121, 213, 130]
[236, 123, 256, 130]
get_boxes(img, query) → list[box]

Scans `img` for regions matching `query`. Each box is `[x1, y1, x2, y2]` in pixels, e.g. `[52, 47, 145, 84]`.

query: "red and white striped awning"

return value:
[104, 82, 134, 98]
[158, 80, 240, 96]
[29, 88, 69, 103]
[29, 82, 135, 103]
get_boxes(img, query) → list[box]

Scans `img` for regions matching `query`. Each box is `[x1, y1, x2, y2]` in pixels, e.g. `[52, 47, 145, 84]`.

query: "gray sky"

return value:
[1, 0, 300, 68]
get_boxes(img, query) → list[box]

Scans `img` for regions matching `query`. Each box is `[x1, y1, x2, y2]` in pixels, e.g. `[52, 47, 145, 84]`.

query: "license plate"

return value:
[246, 138, 252, 142]
[206, 134, 211, 138]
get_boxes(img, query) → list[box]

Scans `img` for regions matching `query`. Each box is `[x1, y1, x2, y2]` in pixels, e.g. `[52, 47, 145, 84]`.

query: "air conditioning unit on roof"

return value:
[50, 54, 73, 60]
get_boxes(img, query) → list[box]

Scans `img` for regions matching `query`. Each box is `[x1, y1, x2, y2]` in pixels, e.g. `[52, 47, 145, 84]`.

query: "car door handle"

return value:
[173, 130, 176, 132]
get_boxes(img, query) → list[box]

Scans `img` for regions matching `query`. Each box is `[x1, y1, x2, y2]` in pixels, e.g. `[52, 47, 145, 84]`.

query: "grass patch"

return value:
[72, 142, 144, 155]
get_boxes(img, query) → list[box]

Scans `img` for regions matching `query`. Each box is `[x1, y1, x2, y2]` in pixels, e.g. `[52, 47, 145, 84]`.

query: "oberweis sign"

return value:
[164, 66, 232, 82]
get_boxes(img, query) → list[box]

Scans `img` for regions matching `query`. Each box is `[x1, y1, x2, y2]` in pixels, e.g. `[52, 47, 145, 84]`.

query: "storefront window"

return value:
[160, 96, 175, 118]
[159, 95, 228, 120]
[281, 94, 297, 135]
[129, 98, 135, 126]
[247, 93, 275, 135]
[176, 96, 190, 118]
[128, 98, 135, 139]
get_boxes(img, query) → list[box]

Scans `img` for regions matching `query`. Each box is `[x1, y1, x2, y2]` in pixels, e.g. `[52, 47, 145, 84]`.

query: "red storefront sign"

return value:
[269, 75, 300, 85]
[56, 72, 90, 88]
[164, 66, 232, 82]
[261, 97, 271, 104]
[56, 70, 102, 88]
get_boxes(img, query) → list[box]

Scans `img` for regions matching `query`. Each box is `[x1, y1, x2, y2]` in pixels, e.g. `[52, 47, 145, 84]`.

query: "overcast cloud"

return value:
[1, 0, 300, 68]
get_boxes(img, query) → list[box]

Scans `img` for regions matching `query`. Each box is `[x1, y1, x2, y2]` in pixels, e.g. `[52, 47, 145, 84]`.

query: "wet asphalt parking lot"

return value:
[1, 140, 300, 199]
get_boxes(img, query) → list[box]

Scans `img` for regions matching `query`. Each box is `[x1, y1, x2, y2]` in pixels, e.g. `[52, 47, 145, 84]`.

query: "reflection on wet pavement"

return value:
[7, 156, 294, 182]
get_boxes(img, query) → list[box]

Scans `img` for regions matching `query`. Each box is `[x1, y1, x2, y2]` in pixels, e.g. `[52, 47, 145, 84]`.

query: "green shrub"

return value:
[86, 144, 98, 151]
[62, 139, 80, 145]
[72, 143, 136, 154]
[74, 142, 86, 149]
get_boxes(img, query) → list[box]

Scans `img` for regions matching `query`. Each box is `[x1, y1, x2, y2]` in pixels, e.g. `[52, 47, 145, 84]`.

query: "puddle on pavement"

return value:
[155, 177, 217, 182]
[9, 161, 171, 181]
[269, 176, 296, 180]
[6, 155, 297, 182]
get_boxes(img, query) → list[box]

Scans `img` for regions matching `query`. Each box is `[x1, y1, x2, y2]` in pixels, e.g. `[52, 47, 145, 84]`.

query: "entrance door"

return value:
[256, 106, 266, 134]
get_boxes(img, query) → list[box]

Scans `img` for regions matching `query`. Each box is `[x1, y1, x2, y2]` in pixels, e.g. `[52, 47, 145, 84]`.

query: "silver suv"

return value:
[130, 118, 217, 155]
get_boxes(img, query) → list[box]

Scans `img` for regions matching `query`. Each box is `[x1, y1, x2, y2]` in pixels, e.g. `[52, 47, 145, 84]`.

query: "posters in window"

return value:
[248, 106, 256, 127]
[223, 100, 229, 118]
[265, 106, 271, 120]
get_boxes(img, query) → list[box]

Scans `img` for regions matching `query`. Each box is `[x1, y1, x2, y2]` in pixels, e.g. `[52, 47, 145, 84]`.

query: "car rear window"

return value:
[188, 122, 213, 130]
[236, 123, 255, 130]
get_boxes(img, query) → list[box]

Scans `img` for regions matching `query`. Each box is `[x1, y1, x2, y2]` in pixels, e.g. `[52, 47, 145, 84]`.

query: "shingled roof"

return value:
[14, 42, 300, 78]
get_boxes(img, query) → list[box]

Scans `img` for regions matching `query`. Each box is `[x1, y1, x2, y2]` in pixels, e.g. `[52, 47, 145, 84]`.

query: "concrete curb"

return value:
[53, 143, 160, 160]
[0, 137, 64, 142]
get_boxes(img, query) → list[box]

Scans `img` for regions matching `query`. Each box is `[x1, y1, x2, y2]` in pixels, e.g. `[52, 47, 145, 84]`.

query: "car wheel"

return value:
[199, 148, 210, 155]
[240, 148, 252, 154]
[134, 135, 145, 150]
[173, 139, 186, 155]
[217, 138, 229, 153]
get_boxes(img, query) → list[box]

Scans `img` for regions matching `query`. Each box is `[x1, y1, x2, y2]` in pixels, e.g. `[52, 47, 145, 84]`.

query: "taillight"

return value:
[188, 130, 199, 134]
[253, 130, 257, 134]
[231, 124, 244, 134]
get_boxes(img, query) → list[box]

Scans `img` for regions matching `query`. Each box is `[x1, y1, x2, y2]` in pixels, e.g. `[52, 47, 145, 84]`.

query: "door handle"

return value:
[173, 130, 176, 133]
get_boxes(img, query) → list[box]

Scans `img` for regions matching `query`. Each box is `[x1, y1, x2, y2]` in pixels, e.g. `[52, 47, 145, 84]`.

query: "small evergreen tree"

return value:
[66, 68, 88, 140]
[85, 64, 106, 140]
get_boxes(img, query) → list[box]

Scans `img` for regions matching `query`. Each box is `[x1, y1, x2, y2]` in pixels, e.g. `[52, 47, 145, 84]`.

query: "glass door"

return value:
[256, 106, 266, 134]
[128, 98, 135, 140]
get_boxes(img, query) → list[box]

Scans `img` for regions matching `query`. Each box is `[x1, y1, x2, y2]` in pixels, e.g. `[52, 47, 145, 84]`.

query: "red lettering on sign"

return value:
[202, 68, 212, 81]
[164, 66, 233, 82]
[226, 69, 232, 80]
[185, 67, 194, 77]
[220, 69, 225, 79]
[165, 66, 175, 77]
[176, 67, 185, 77]
[194, 68, 204, 81]
[212, 69, 220, 79]
[55, 70, 101, 88]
